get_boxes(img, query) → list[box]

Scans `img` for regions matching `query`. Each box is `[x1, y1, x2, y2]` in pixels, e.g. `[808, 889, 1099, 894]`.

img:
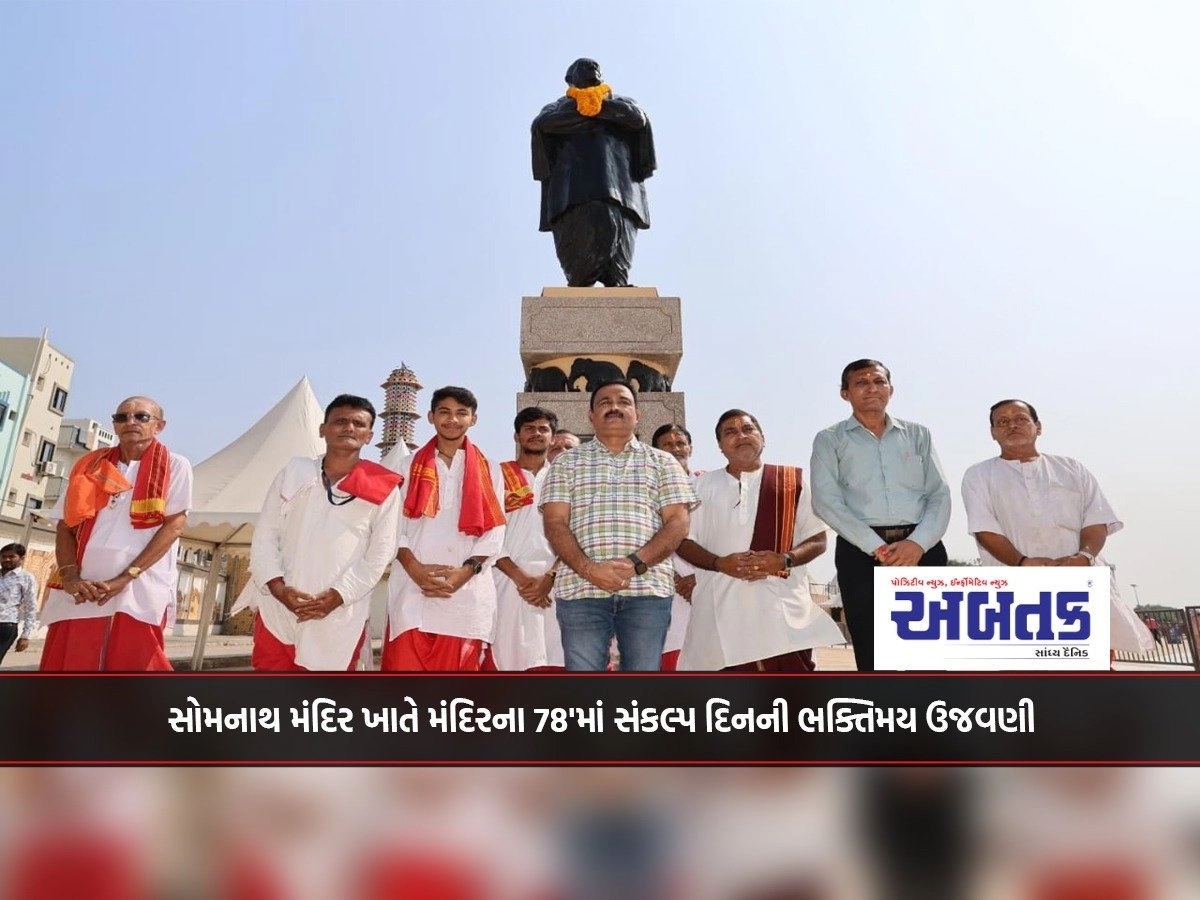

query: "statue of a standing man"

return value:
[532, 58, 656, 288]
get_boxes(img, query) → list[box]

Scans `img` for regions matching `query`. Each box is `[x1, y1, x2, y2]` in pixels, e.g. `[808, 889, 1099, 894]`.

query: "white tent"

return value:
[187, 376, 325, 546]
[183, 376, 325, 667]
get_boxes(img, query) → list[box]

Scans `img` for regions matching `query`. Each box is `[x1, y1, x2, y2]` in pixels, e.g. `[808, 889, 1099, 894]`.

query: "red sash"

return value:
[499, 461, 534, 513]
[51, 440, 171, 589]
[748, 464, 802, 577]
[403, 437, 505, 537]
[339, 459, 404, 504]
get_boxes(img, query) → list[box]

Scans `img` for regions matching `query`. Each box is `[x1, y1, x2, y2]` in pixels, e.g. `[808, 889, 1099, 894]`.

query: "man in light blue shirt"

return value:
[810, 359, 951, 671]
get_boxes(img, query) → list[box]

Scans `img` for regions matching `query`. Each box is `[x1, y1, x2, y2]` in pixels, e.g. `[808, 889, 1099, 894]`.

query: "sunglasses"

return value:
[111, 412, 159, 424]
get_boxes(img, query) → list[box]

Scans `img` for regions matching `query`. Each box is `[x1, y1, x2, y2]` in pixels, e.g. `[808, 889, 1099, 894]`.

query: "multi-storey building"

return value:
[41, 418, 118, 507]
[0, 334, 75, 520]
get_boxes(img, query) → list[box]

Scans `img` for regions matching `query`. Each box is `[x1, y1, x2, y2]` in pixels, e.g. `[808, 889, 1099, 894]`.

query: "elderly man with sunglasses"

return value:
[40, 396, 193, 670]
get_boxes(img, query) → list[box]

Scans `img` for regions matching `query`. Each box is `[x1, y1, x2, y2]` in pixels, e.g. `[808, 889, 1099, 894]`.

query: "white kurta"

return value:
[387, 451, 506, 642]
[490, 466, 563, 670]
[243, 457, 402, 670]
[961, 453, 1149, 651]
[679, 467, 843, 670]
[961, 454, 1123, 563]
[41, 453, 192, 628]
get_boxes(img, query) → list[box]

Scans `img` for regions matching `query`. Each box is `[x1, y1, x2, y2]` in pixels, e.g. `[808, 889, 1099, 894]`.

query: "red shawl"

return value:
[403, 437, 505, 536]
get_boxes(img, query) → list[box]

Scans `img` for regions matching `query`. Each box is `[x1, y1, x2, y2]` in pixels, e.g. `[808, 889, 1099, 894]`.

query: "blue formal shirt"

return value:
[810, 415, 951, 555]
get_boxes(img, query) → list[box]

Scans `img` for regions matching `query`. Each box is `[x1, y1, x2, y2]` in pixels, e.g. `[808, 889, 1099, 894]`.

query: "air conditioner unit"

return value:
[37, 461, 63, 477]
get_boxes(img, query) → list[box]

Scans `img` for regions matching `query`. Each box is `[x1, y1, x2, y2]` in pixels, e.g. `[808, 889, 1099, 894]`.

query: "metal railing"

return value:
[1112, 607, 1200, 670]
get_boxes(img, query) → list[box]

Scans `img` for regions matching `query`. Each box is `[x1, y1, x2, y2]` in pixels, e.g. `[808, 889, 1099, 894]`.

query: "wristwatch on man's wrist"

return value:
[462, 557, 484, 577]
[1077, 549, 1096, 564]
[125, 565, 143, 579]
[627, 553, 648, 576]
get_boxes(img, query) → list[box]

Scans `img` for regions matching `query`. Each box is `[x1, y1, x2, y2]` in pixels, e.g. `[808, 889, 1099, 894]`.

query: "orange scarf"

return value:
[403, 437, 505, 536]
[748, 465, 802, 577]
[51, 440, 171, 588]
[339, 459, 404, 505]
[499, 461, 534, 513]
[566, 83, 612, 117]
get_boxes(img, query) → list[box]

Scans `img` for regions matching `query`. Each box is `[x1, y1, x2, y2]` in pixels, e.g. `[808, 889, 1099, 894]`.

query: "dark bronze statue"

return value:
[532, 58, 656, 287]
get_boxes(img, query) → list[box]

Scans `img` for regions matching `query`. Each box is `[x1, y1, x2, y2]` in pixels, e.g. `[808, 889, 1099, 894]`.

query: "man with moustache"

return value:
[651, 423, 700, 671]
[541, 381, 697, 671]
[40, 396, 192, 670]
[383, 386, 506, 671]
[245, 394, 403, 671]
[678, 410, 843, 671]
[811, 360, 951, 672]
[489, 406, 565, 671]
[961, 399, 1120, 569]
[961, 399, 1150, 656]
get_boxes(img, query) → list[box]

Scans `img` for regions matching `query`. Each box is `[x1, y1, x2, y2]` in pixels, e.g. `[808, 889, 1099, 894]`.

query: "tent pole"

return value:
[189, 523, 247, 671]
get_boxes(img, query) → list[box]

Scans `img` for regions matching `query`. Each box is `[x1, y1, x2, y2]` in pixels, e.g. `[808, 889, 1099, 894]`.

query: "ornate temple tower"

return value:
[377, 363, 422, 456]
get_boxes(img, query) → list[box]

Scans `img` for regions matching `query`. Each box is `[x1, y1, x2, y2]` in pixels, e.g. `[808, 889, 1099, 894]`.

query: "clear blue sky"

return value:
[3, 1, 1196, 603]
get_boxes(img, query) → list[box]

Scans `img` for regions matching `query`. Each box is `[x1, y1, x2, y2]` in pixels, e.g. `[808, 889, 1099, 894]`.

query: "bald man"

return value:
[40, 395, 193, 670]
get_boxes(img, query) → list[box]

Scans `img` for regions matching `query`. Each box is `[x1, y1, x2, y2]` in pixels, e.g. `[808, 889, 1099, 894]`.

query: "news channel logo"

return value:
[872, 567, 1110, 671]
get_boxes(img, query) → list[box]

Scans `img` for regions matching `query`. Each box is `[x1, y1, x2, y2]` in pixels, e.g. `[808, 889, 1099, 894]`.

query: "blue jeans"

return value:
[556, 594, 673, 671]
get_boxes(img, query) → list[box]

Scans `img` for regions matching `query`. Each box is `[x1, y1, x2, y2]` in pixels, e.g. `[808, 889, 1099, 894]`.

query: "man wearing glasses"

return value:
[245, 394, 403, 670]
[39, 396, 193, 670]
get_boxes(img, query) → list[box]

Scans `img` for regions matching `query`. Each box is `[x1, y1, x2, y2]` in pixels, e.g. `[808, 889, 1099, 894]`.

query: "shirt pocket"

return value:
[898, 453, 926, 490]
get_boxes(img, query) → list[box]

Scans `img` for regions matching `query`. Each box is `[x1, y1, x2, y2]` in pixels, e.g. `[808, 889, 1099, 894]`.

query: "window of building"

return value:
[35, 375, 44, 390]
[49, 385, 68, 414]
[37, 438, 55, 464]
[23, 496, 43, 517]
[0, 401, 7, 431]
[21, 430, 33, 447]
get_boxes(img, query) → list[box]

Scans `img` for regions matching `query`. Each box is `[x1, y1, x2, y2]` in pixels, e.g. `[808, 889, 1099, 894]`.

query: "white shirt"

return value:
[42, 452, 192, 628]
[679, 467, 844, 670]
[244, 457, 402, 670]
[387, 450, 506, 642]
[490, 465, 563, 670]
[961, 454, 1123, 564]
[961, 453, 1149, 652]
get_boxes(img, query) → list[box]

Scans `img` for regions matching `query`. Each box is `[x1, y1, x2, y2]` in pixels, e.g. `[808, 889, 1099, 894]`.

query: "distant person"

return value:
[245, 394, 403, 671]
[961, 399, 1151, 653]
[541, 380, 696, 671]
[490, 407, 564, 671]
[532, 58, 656, 287]
[650, 423, 700, 671]
[678, 411, 842, 671]
[383, 387, 506, 671]
[548, 428, 580, 462]
[40, 396, 192, 670]
[811, 360, 950, 672]
[0, 543, 38, 664]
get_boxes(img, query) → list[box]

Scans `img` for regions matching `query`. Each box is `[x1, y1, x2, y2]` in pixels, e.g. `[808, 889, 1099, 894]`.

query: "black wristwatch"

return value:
[462, 557, 484, 577]
[783, 553, 797, 569]
[627, 552, 648, 576]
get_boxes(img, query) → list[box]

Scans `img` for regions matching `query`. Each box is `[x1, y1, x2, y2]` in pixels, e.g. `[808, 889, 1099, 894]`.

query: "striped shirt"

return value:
[540, 437, 698, 601]
[0, 568, 38, 638]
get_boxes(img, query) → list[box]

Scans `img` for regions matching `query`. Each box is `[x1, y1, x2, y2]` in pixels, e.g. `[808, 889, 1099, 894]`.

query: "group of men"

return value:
[23, 354, 1126, 672]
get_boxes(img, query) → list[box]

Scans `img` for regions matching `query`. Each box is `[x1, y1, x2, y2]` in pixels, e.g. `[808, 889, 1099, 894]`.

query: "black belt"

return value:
[872, 524, 917, 543]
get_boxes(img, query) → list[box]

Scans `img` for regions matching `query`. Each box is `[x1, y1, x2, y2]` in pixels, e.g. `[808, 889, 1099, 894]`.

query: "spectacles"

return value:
[112, 412, 159, 424]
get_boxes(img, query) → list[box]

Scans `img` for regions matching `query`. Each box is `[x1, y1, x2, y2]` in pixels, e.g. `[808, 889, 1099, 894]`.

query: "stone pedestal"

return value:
[516, 287, 686, 441]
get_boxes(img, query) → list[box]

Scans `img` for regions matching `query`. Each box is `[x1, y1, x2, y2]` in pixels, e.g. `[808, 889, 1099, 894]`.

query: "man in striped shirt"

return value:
[540, 380, 698, 671]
